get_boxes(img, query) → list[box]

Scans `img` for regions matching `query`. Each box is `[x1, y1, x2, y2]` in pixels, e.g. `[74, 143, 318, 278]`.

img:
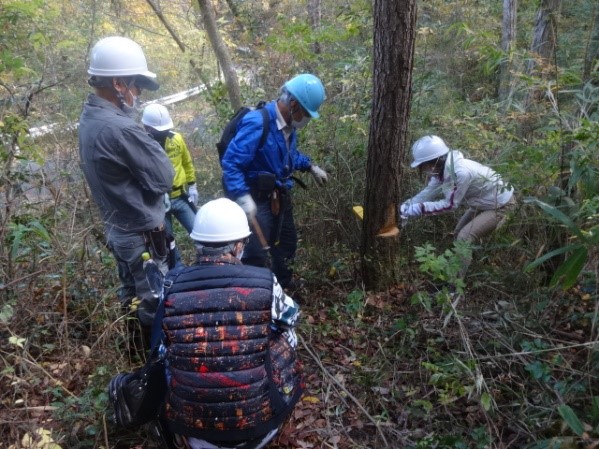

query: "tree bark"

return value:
[308, 0, 322, 54]
[195, 0, 242, 110]
[223, 0, 239, 18]
[361, 0, 416, 289]
[583, 5, 599, 83]
[528, 0, 559, 73]
[144, 0, 214, 98]
[499, 0, 517, 102]
[525, 0, 560, 108]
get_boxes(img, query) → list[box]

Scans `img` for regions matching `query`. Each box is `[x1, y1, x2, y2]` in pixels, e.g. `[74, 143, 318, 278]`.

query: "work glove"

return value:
[236, 193, 257, 220]
[164, 193, 171, 213]
[310, 165, 328, 187]
[400, 215, 409, 228]
[188, 183, 198, 206]
[396, 204, 409, 228]
[400, 201, 422, 217]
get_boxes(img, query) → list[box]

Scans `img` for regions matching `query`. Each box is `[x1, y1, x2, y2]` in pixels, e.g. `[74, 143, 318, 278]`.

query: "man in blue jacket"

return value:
[221, 74, 329, 290]
[79, 36, 174, 331]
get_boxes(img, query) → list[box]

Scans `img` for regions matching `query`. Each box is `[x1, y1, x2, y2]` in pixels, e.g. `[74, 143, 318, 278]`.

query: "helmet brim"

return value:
[136, 73, 159, 91]
[146, 122, 173, 132]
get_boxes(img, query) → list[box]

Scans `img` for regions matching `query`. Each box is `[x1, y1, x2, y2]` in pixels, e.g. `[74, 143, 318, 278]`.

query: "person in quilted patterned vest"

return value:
[157, 198, 303, 449]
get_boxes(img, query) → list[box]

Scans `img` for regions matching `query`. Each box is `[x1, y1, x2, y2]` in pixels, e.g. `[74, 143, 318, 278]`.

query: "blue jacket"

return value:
[221, 101, 312, 198]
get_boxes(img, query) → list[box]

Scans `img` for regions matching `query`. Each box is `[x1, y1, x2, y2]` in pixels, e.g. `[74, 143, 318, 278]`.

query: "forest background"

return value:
[0, 0, 598, 448]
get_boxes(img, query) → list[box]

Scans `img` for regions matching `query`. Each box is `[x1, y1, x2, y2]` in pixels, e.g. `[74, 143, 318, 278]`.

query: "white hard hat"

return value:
[190, 198, 251, 243]
[142, 104, 173, 131]
[410, 135, 449, 168]
[87, 36, 159, 91]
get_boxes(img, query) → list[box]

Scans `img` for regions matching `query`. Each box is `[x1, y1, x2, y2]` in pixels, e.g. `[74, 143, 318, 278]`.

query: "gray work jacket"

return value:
[78, 94, 174, 232]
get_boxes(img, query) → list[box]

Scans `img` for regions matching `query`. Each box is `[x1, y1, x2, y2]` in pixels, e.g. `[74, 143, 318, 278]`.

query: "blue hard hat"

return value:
[284, 74, 326, 118]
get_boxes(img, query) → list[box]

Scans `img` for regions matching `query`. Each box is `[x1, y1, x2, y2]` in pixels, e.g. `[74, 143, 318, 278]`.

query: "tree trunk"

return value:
[308, 0, 322, 54]
[583, 5, 599, 83]
[144, 0, 214, 98]
[498, 0, 517, 102]
[195, 0, 242, 110]
[361, 0, 416, 290]
[223, 0, 239, 18]
[525, 0, 560, 108]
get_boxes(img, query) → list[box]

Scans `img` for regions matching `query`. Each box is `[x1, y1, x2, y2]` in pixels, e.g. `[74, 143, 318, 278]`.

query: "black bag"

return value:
[216, 101, 269, 161]
[107, 264, 173, 428]
[107, 352, 166, 428]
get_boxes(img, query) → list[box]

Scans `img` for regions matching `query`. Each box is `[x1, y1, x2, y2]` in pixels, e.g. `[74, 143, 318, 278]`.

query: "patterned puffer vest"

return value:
[162, 261, 302, 442]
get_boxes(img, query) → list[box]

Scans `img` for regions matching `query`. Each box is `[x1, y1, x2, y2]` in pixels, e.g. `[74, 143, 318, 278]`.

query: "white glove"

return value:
[236, 193, 257, 220]
[188, 183, 198, 205]
[400, 202, 422, 217]
[164, 193, 171, 213]
[310, 165, 328, 186]
[396, 204, 409, 227]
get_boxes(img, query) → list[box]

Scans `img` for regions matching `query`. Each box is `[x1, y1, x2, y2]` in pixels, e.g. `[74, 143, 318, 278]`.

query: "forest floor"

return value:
[1, 263, 597, 449]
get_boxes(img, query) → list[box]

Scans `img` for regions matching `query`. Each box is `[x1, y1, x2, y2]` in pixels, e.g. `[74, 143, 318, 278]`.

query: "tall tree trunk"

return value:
[525, 0, 560, 108]
[144, 0, 214, 98]
[223, 0, 239, 18]
[195, 0, 242, 110]
[308, 0, 322, 54]
[499, 0, 517, 102]
[361, 0, 416, 290]
[583, 5, 599, 83]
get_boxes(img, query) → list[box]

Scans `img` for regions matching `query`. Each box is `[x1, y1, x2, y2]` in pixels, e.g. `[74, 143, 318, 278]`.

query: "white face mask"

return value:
[121, 93, 141, 117]
[292, 115, 311, 129]
[116, 79, 141, 116]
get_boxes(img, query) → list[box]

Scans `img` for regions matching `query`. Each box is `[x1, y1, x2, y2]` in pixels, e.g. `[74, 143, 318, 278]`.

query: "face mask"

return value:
[116, 79, 142, 117]
[148, 129, 170, 140]
[121, 94, 141, 117]
[292, 114, 310, 129]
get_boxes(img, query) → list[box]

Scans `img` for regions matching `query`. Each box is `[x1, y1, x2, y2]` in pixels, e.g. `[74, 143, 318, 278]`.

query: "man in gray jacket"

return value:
[79, 36, 174, 332]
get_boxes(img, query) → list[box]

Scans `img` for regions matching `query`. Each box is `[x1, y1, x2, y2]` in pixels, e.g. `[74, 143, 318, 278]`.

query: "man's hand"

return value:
[188, 183, 198, 205]
[310, 165, 328, 186]
[400, 215, 409, 228]
[400, 202, 421, 217]
[236, 193, 257, 220]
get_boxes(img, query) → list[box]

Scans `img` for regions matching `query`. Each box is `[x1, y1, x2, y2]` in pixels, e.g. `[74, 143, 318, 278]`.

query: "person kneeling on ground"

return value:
[156, 198, 303, 449]
[400, 135, 516, 279]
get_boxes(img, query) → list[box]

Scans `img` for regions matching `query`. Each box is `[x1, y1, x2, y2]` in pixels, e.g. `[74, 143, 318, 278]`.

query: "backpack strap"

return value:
[148, 265, 187, 351]
[258, 105, 269, 149]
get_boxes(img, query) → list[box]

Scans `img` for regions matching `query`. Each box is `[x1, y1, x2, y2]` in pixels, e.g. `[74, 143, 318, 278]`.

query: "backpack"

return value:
[216, 101, 269, 161]
[107, 266, 184, 429]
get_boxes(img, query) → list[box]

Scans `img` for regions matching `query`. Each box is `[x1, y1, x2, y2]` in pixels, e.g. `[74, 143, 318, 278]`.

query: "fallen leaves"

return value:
[8, 428, 62, 449]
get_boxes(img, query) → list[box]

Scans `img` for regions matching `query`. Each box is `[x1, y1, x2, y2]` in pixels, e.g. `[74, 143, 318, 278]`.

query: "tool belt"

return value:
[248, 174, 290, 247]
[250, 173, 277, 201]
[248, 173, 288, 215]
[270, 186, 290, 217]
[143, 225, 176, 269]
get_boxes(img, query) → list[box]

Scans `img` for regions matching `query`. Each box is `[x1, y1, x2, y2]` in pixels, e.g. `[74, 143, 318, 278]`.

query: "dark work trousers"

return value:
[164, 195, 197, 267]
[242, 196, 296, 288]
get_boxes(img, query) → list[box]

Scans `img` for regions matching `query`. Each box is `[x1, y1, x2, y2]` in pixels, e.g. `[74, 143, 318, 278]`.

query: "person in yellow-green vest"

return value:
[142, 104, 199, 240]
